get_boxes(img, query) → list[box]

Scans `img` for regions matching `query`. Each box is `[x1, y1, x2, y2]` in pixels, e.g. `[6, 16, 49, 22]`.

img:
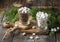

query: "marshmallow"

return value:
[32, 33, 36, 35]
[53, 28, 57, 32]
[57, 27, 59, 30]
[18, 7, 30, 14]
[51, 28, 54, 31]
[29, 36, 33, 39]
[21, 32, 26, 36]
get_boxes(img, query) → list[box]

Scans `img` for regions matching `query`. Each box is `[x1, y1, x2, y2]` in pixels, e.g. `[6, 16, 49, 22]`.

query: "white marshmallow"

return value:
[29, 36, 33, 39]
[51, 28, 54, 31]
[32, 33, 35, 35]
[53, 28, 57, 32]
[57, 27, 59, 30]
[18, 7, 30, 14]
[21, 32, 26, 36]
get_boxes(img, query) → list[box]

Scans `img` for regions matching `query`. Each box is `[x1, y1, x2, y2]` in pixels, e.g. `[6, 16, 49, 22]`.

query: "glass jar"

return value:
[18, 7, 30, 25]
[18, 10, 30, 25]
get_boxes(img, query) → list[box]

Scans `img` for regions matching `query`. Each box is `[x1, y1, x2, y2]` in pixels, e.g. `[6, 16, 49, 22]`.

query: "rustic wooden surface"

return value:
[0, 26, 55, 42]
[0, 16, 55, 42]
